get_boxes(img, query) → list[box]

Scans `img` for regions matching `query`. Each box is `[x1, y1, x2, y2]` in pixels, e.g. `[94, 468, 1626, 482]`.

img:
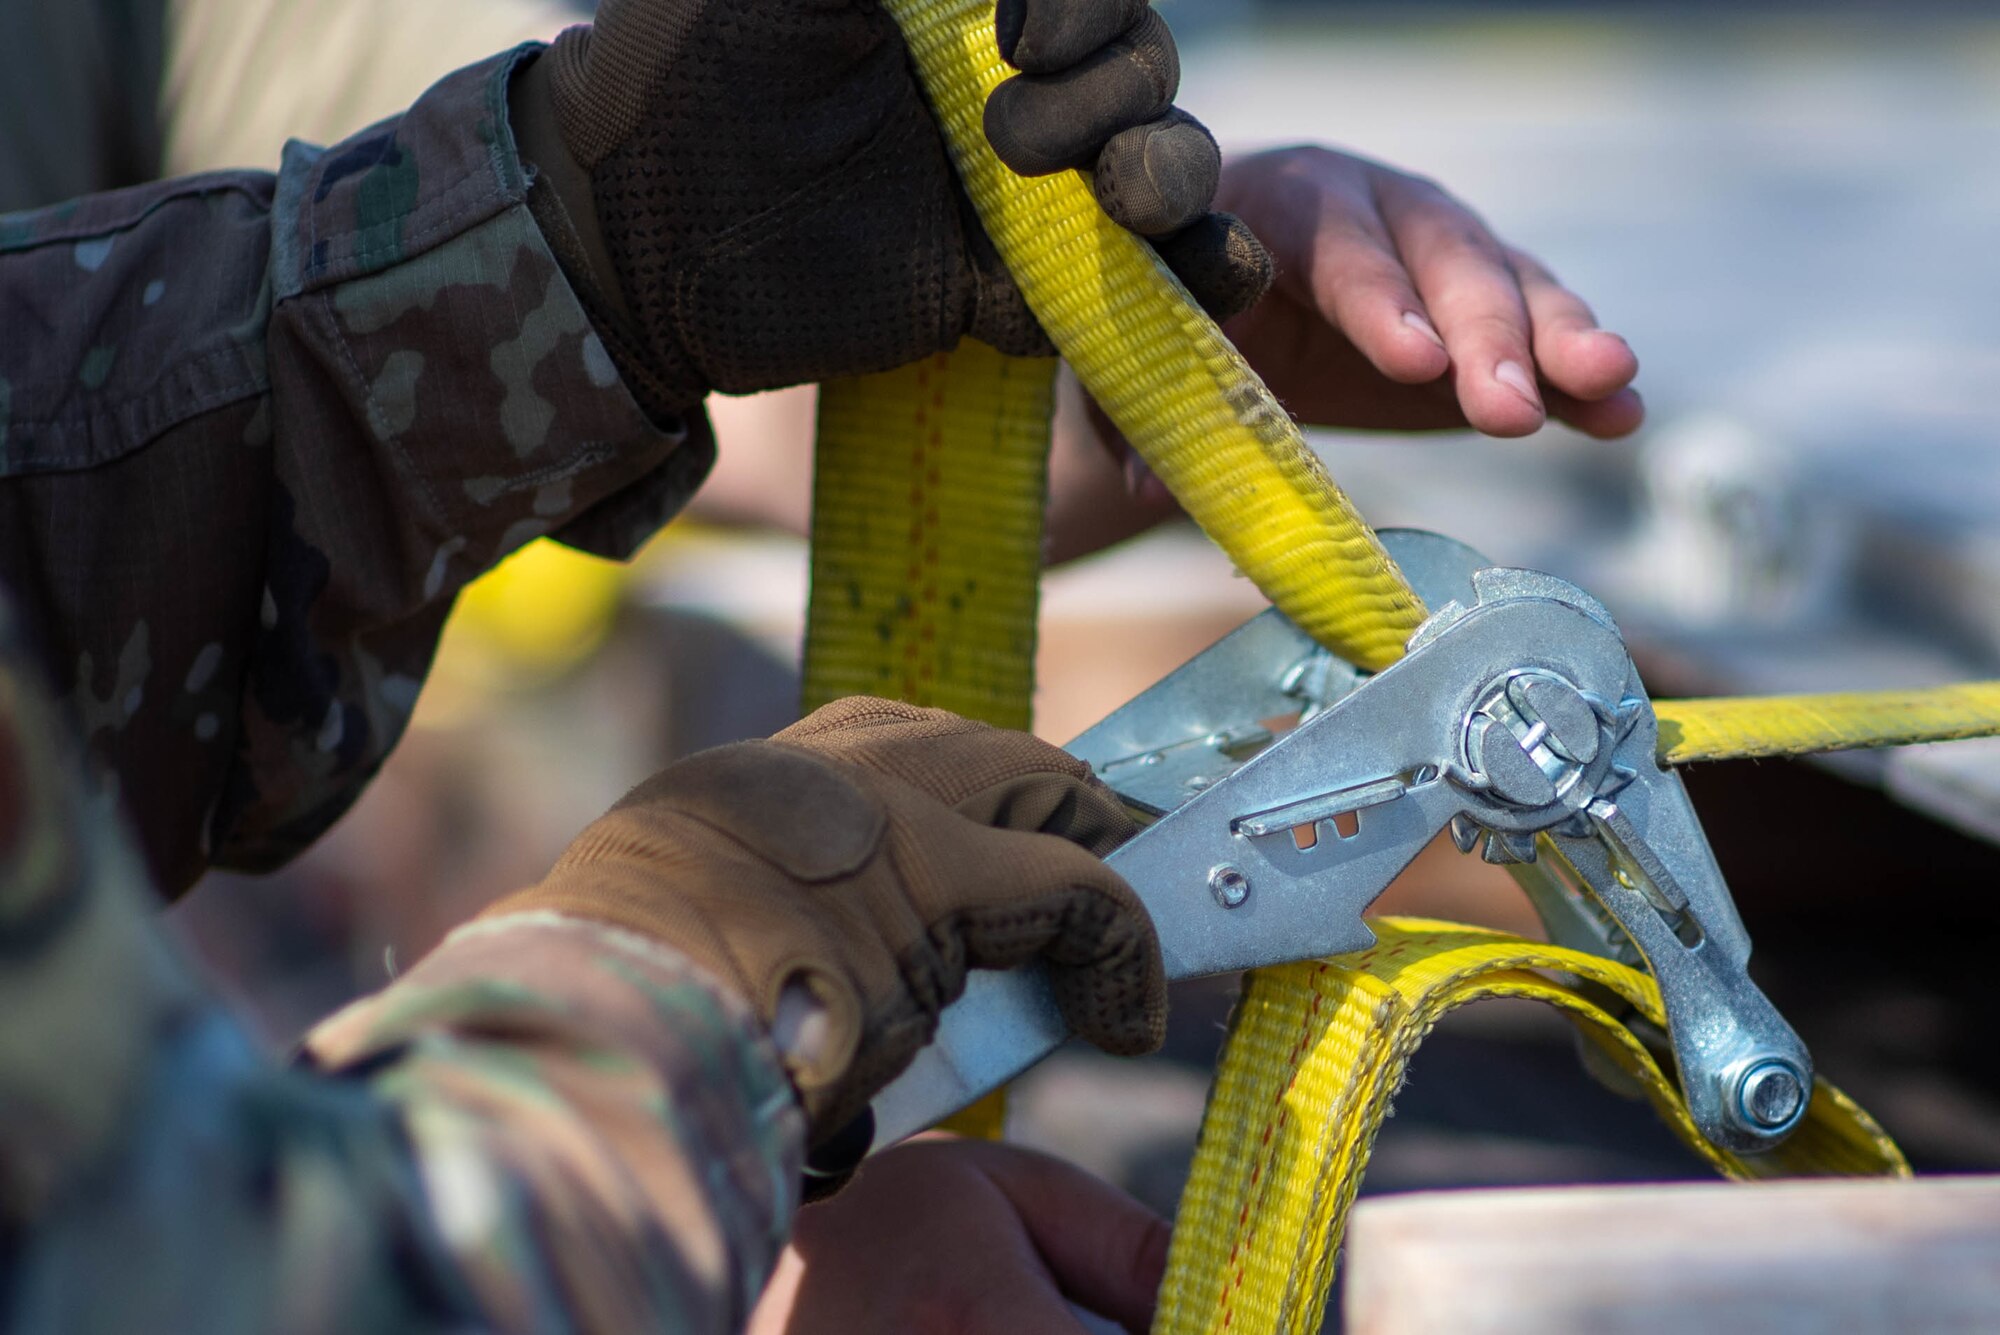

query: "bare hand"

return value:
[1215, 145, 1643, 439]
[747, 1135, 1169, 1335]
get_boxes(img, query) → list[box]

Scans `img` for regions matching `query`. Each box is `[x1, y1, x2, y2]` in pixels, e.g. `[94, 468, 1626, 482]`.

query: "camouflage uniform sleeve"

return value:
[303, 913, 805, 1332]
[0, 595, 803, 1334]
[0, 45, 713, 897]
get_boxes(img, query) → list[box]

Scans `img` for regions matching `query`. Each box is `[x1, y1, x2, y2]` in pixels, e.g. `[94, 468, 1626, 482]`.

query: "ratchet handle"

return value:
[869, 964, 1070, 1148]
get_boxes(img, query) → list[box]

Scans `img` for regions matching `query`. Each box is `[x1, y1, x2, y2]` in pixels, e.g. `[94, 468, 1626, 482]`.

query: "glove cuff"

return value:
[512, 48, 710, 418]
[546, 6, 706, 173]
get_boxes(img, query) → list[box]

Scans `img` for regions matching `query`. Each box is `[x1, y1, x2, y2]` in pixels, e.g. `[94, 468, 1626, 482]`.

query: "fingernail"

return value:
[1495, 359, 1543, 410]
[1402, 310, 1446, 349]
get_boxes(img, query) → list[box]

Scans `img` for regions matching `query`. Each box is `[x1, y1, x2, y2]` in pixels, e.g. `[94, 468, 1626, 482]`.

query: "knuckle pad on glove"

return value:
[1092, 108, 1220, 236]
[1152, 211, 1275, 322]
[1045, 881, 1166, 1055]
[781, 699, 1102, 812]
[936, 827, 1165, 1054]
[954, 772, 1135, 855]
[983, 10, 1180, 177]
[778, 696, 983, 743]
[998, 0, 1155, 73]
[627, 743, 885, 882]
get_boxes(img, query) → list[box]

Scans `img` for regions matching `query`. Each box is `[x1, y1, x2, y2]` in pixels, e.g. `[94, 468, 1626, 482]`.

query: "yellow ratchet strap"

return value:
[872, 0, 1425, 675]
[804, 344, 1057, 731]
[806, 343, 1057, 1140]
[1152, 919, 1908, 1335]
[1657, 682, 2000, 764]
[802, 0, 1992, 1321]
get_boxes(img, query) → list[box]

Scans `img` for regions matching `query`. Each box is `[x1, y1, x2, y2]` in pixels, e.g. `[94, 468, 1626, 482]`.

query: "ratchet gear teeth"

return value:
[1449, 813, 1483, 854]
[1481, 830, 1539, 865]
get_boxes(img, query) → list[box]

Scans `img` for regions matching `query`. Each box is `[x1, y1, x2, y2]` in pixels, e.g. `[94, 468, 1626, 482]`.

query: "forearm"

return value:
[303, 913, 803, 1334]
[12, 895, 799, 1335]
[0, 592, 796, 1334]
[0, 46, 704, 895]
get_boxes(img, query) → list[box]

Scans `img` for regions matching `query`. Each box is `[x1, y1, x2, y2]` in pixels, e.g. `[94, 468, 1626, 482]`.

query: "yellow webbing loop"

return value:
[830, 0, 1959, 1322]
[876, 0, 1424, 674]
[808, 344, 1056, 1144]
[805, 345, 1058, 730]
[1153, 919, 1909, 1335]
[807, 345, 1058, 1138]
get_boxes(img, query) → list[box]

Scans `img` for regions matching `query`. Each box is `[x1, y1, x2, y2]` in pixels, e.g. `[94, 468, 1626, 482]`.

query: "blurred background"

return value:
[12, 0, 1999, 1311]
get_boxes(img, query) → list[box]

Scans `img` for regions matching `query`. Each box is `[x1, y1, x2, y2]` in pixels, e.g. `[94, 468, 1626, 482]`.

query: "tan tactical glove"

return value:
[483, 698, 1165, 1155]
[510, 0, 1271, 417]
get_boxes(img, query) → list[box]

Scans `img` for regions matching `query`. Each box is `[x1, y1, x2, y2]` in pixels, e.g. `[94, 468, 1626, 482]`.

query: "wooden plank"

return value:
[1345, 1177, 2000, 1335]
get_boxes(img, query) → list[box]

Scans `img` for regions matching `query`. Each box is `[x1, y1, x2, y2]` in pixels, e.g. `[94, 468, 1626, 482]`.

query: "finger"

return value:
[1376, 175, 1546, 437]
[1093, 109, 1220, 236]
[1507, 247, 1642, 405]
[955, 770, 1136, 857]
[939, 820, 1166, 1056]
[779, 700, 1110, 811]
[985, 9, 1178, 176]
[743, 1245, 805, 1335]
[1301, 208, 1454, 387]
[965, 1142, 1173, 1335]
[764, 1140, 1104, 1335]
[1240, 151, 1450, 386]
[998, 0, 1151, 73]
[1214, 278, 1470, 431]
[1546, 384, 1647, 440]
[1151, 211, 1273, 321]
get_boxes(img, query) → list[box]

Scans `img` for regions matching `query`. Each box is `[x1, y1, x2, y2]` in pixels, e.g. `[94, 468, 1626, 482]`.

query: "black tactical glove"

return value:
[510, 0, 1272, 417]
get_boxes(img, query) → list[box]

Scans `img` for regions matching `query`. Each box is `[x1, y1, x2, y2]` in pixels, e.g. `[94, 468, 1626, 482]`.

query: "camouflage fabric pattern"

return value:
[0, 588, 803, 1332]
[0, 45, 716, 897]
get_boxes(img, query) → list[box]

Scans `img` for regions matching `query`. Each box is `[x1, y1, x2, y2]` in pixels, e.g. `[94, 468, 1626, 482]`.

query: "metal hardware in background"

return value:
[868, 531, 1812, 1156]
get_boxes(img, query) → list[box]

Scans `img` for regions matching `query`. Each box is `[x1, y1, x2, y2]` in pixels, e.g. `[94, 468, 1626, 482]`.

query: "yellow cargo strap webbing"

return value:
[805, 341, 1058, 1139]
[1152, 919, 1908, 1335]
[803, 343, 1057, 731]
[1656, 682, 2000, 764]
[869, 0, 1425, 676]
[796, 0, 1991, 1326]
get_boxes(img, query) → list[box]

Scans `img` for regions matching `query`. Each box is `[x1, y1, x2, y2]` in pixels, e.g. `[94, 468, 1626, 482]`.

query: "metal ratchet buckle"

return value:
[870, 529, 1812, 1156]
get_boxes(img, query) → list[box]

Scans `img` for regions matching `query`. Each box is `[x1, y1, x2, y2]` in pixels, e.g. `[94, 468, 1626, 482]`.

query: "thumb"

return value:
[921, 815, 1166, 1057]
[964, 1141, 1172, 1334]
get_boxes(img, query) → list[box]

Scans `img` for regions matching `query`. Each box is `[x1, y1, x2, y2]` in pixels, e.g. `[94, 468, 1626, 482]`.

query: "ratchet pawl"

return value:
[868, 531, 1812, 1157]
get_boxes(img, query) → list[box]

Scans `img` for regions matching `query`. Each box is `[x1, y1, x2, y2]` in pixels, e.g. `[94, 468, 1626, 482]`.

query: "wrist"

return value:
[508, 51, 628, 324]
[509, 49, 706, 419]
